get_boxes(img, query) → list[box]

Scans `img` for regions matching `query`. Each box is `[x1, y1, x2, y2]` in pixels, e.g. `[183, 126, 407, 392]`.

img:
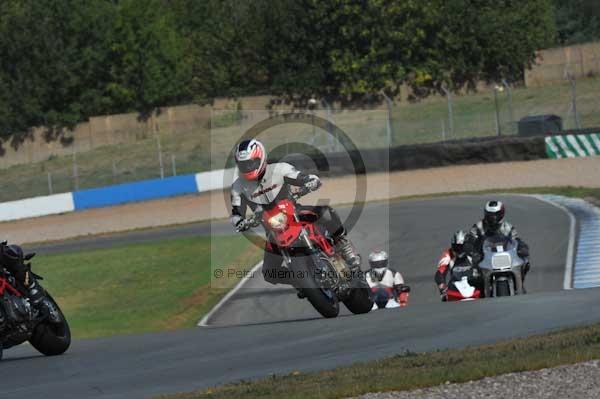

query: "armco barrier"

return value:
[0, 135, 551, 223]
[72, 174, 198, 210]
[0, 193, 74, 222]
[0, 174, 204, 223]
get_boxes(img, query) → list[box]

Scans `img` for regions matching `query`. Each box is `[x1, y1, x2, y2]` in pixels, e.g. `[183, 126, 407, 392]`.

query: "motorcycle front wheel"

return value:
[495, 280, 511, 297]
[294, 256, 339, 318]
[29, 294, 71, 356]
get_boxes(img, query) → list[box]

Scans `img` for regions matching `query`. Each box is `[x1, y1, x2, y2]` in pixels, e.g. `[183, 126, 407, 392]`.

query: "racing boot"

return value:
[26, 274, 61, 323]
[334, 235, 361, 271]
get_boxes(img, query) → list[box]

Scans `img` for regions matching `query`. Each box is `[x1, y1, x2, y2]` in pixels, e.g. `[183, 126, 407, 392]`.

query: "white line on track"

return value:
[526, 195, 576, 290]
[197, 261, 263, 327]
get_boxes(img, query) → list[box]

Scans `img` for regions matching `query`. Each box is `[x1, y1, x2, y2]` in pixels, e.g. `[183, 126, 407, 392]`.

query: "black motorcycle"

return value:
[0, 249, 70, 360]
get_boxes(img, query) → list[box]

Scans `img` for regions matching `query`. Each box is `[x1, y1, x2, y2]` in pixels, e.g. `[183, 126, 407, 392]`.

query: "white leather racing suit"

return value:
[366, 267, 409, 307]
[230, 162, 346, 285]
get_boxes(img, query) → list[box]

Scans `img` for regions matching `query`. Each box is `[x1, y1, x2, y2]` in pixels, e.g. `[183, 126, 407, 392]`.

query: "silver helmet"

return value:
[368, 250, 388, 269]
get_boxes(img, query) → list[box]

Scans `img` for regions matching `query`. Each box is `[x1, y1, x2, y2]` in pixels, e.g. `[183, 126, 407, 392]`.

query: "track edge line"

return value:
[197, 261, 264, 327]
[528, 194, 576, 290]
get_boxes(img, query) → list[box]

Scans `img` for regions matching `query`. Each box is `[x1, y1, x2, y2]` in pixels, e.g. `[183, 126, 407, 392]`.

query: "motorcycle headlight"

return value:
[267, 212, 288, 231]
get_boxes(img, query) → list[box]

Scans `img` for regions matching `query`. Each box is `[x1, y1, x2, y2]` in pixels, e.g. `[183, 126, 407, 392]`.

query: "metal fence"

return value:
[1, 73, 599, 203]
[391, 73, 600, 146]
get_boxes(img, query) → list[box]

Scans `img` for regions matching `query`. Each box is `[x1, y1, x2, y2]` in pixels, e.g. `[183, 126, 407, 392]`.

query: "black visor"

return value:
[452, 243, 465, 256]
[238, 158, 261, 173]
[484, 211, 502, 226]
[369, 259, 388, 269]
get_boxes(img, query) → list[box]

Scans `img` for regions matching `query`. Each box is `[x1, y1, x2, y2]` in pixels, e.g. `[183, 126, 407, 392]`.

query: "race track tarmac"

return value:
[3, 194, 592, 399]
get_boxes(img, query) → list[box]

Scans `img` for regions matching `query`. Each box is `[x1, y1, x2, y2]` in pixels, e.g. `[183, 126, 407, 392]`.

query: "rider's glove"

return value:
[235, 219, 251, 233]
[304, 175, 321, 192]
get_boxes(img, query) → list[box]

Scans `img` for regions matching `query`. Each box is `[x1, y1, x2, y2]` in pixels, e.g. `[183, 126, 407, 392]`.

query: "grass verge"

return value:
[157, 323, 600, 399]
[36, 234, 261, 338]
[387, 186, 600, 204]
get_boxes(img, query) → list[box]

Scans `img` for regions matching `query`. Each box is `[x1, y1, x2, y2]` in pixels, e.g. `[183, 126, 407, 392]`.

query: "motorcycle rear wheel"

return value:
[495, 280, 511, 297]
[29, 294, 71, 356]
[344, 285, 374, 314]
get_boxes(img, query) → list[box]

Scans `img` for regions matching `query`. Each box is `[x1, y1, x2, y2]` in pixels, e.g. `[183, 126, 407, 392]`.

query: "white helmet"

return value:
[368, 250, 388, 269]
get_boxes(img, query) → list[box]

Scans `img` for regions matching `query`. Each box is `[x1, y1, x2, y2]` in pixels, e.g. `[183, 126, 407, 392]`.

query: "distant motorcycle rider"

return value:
[469, 200, 530, 278]
[0, 242, 59, 322]
[435, 230, 480, 299]
[366, 250, 410, 307]
[230, 139, 361, 286]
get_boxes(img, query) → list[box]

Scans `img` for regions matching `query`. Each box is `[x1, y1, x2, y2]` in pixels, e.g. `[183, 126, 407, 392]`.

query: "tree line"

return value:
[0, 0, 572, 138]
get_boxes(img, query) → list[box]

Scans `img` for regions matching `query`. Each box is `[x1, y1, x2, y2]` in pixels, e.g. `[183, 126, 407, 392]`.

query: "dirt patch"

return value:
[3, 156, 599, 244]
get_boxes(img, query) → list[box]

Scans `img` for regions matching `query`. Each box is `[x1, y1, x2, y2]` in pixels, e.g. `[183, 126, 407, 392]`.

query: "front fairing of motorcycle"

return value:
[447, 277, 481, 301]
[261, 199, 334, 258]
[261, 199, 304, 248]
[478, 238, 525, 296]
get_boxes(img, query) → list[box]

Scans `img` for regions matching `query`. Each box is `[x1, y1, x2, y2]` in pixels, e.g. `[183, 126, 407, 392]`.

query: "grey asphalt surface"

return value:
[1, 194, 589, 399]
[208, 195, 568, 325]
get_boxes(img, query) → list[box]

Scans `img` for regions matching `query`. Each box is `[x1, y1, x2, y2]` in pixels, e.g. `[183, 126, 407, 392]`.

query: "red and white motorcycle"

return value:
[443, 256, 482, 302]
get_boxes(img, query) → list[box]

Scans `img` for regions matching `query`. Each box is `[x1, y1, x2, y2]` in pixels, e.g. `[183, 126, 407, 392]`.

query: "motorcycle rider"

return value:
[469, 200, 530, 279]
[366, 250, 410, 307]
[435, 230, 480, 299]
[0, 242, 59, 322]
[230, 139, 361, 287]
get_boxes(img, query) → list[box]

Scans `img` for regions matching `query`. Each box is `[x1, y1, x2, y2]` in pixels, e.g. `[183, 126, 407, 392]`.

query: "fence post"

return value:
[322, 99, 337, 152]
[493, 85, 502, 136]
[441, 86, 454, 137]
[72, 151, 79, 191]
[380, 91, 394, 147]
[501, 79, 514, 129]
[566, 72, 581, 129]
[171, 154, 177, 176]
[47, 172, 53, 195]
[156, 133, 164, 179]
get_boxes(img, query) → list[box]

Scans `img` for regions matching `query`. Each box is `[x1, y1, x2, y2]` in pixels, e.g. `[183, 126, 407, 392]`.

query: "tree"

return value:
[302, 0, 556, 101]
[553, 0, 600, 45]
[107, 0, 191, 115]
[0, 0, 117, 138]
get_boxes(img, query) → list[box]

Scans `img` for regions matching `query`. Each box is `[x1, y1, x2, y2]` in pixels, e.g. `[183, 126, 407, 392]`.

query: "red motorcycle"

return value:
[0, 250, 70, 360]
[443, 257, 482, 302]
[246, 190, 373, 318]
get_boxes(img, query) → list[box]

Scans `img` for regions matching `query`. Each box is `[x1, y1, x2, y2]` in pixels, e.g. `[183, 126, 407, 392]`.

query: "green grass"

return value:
[2, 77, 600, 202]
[158, 323, 600, 399]
[35, 234, 261, 338]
